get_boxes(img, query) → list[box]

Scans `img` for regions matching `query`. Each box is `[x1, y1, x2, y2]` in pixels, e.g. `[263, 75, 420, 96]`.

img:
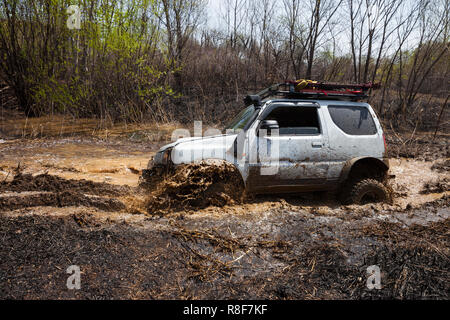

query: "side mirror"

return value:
[259, 120, 279, 136]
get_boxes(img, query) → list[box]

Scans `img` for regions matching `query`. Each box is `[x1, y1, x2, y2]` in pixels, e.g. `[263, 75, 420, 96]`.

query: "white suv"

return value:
[144, 84, 390, 204]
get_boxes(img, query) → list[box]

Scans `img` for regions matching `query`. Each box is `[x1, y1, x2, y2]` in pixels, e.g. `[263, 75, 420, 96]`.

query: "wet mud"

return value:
[0, 173, 130, 212]
[146, 162, 245, 214]
[0, 200, 448, 299]
[0, 130, 448, 300]
[421, 178, 450, 195]
[431, 159, 450, 173]
[0, 173, 132, 196]
[0, 191, 125, 212]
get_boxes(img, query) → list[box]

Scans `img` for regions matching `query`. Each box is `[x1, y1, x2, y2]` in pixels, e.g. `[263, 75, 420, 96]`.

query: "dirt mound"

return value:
[0, 192, 125, 212]
[147, 162, 245, 214]
[0, 173, 131, 196]
[0, 173, 129, 212]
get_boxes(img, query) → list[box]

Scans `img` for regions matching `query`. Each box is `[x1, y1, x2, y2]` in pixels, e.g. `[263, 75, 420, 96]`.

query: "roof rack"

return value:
[244, 80, 380, 106]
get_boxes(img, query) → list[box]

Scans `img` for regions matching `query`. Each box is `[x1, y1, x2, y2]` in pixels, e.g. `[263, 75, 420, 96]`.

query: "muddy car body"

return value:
[146, 98, 390, 203]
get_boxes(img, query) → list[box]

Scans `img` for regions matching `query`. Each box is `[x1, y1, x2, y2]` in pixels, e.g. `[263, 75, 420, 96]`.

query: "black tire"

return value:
[340, 178, 390, 205]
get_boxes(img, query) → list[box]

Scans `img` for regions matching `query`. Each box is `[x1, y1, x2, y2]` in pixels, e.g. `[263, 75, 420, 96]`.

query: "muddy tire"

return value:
[340, 178, 390, 205]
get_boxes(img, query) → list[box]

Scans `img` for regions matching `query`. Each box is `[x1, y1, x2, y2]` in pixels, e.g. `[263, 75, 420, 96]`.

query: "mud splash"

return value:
[146, 162, 245, 215]
[141, 157, 450, 216]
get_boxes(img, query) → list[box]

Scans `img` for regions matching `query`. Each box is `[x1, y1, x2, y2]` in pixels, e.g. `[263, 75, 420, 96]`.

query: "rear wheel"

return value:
[340, 178, 390, 205]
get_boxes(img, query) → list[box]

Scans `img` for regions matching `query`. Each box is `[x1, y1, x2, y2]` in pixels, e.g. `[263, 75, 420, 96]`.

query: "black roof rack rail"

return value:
[244, 81, 380, 106]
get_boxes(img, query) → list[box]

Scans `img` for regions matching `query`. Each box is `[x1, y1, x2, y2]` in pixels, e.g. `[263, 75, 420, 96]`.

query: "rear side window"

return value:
[328, 105, 377, 135]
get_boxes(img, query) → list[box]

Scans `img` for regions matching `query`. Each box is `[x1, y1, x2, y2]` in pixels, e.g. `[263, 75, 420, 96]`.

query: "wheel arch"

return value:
[339, 157, 389, 184]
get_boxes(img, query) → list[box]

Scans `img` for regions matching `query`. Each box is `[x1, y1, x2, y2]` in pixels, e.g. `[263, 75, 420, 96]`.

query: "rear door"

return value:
[323, 102, 385, 181]
[247, 103, 330, 192]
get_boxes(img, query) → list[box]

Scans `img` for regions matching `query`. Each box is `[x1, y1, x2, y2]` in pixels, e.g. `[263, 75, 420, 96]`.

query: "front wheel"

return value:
[340, 178, 390, 205]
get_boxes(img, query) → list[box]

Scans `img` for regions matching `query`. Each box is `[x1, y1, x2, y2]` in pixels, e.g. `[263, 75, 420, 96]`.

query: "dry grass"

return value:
[0, 110, 180, 141]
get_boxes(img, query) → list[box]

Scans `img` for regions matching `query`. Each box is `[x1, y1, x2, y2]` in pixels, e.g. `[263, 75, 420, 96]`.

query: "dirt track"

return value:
[0, 131, 449, 299]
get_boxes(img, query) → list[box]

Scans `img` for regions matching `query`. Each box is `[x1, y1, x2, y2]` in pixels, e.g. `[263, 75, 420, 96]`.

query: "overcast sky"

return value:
[204, 0, 432, 54]
[206, 0, 222, 29]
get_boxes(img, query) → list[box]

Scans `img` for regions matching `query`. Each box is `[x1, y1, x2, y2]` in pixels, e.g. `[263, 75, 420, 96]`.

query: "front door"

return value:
[247, 104, 329, 193]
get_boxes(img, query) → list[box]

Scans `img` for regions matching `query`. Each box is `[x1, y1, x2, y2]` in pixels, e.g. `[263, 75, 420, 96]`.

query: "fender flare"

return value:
[339, 157, 389, 183]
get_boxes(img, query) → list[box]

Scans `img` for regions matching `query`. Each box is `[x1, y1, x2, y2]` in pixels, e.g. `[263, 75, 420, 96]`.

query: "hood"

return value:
[163, 133, 239, 165]
[158, 134, 237, 152]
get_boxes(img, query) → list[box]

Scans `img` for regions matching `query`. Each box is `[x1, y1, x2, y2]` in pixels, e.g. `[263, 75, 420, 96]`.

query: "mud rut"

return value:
[0, 173, 132, 212]
[0, 134, 449, 299]
[0, 162, 244, 214]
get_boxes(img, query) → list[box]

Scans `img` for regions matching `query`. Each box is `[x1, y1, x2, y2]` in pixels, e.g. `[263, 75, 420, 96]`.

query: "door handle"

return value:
[312, 142, 323, 148]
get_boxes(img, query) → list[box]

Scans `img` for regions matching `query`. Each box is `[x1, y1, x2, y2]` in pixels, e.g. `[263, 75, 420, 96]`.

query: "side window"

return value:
[264, 106, 321, 135]
[328, 105, 377, 135]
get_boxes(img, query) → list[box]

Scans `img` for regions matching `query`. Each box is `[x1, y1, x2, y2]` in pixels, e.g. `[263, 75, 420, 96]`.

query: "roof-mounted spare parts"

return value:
[244, 80, 381, 105]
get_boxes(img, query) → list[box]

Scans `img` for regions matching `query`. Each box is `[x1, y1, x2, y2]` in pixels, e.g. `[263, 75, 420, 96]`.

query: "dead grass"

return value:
[0, 111, 179, 141]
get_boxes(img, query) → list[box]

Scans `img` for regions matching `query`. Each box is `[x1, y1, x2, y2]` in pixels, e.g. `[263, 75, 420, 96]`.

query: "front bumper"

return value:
[148, 147, 174, 168]
[143, 148, 174, 179]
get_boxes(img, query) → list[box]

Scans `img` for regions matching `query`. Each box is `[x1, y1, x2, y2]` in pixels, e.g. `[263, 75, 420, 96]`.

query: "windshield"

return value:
[225, 106, 256, 131]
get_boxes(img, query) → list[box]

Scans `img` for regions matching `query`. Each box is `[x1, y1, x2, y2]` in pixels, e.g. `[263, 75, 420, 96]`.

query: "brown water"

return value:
[0, 136, 448, 223]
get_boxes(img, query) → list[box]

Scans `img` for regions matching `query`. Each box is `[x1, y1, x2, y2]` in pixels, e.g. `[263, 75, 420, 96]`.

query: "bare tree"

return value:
[399, 0, 449, 114]
[155, 0, 206, 88]
[282, 0, 342, 79]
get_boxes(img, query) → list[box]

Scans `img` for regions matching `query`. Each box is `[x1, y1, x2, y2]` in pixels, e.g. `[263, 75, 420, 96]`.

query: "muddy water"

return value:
[0, 137, 448, 220]
[0, 139, 156, 186]
[389, 158, 449, 208]
[0, 137, 448, 299]
[181, 158, 449, 220]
